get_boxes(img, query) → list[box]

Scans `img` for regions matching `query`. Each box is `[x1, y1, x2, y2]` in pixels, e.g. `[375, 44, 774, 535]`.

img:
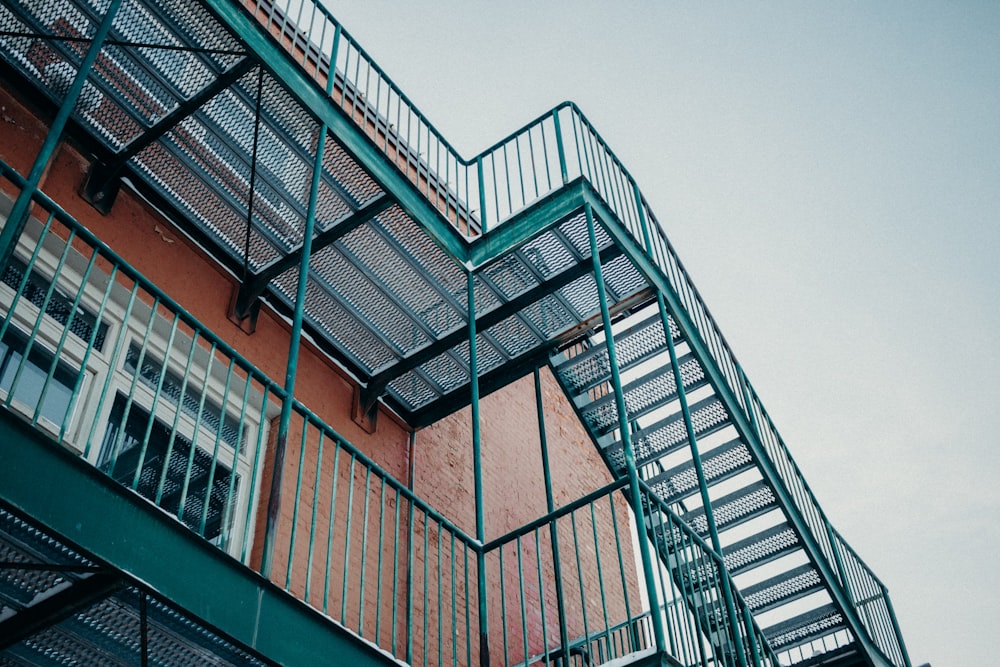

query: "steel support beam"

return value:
[260, 121, 329, 579]
[83, 57, 257, 213]
[231, 192, 395, 321]
[468, 180, 587, 268]
[360, 242, 622, 413]
[468, 270, 490, 666]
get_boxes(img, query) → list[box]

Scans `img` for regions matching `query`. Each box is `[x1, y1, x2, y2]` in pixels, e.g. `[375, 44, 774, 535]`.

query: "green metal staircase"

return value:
[550, 308, 854, 663]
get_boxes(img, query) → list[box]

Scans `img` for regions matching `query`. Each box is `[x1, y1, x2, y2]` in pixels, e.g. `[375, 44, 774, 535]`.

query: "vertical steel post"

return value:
[261, 24, 343, 580]
[468, 270, 489, 666]
[636, 182, 748, 664]
[535, 368, 571, 665]
[552, 109, 568, 185]
[477, 156, 488, 233]
[406, 430, 416, 663]
[657, 291, 748, 667]
[261, 125, 328, 579]
[0, 0, 125, 269]
[583, 202, 665, 652]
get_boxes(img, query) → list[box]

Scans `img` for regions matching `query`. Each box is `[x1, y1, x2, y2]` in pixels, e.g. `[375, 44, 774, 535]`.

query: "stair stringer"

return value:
[570, 189, 897, 667]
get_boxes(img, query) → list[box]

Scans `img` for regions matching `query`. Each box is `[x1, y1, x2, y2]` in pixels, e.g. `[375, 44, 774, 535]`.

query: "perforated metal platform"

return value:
[0, 505, 271, 666]
[0, 0, 652, 425]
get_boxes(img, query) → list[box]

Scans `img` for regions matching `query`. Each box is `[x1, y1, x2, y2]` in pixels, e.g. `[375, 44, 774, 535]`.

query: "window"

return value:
[99, 394, 240, 542]
[0, 204, 266, 556]
[0, 327, 81, 426]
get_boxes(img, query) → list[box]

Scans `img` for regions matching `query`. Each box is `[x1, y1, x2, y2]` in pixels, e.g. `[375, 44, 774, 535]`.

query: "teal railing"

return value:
[0, 160, 472, 660]
[241, 2, 909, 664]
[1, 159, 787, 666]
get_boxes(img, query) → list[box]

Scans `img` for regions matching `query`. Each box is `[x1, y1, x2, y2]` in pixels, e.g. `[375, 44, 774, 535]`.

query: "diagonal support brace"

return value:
[83, 57, 256, 214]
[229, 192, 395, 327]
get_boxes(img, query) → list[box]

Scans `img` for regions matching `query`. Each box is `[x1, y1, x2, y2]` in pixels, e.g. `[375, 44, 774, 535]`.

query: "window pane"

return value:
[100, 395, 240, 542]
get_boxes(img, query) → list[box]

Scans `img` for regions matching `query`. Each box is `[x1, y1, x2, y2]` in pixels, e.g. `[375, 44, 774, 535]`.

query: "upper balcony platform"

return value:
[0, 0, 659, 427]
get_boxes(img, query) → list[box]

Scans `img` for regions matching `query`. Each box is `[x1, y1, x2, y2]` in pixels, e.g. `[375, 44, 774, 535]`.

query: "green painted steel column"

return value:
[261, 125, 328, 579]
[0, 0, 124, 269]
[468, 270, 490, 666]
[583, 203, 666, 653]
[261, 24, 343, 580]
[658, 293, 748, 667]
[534, 368, 571, 665]
[636, 186, 748, 664]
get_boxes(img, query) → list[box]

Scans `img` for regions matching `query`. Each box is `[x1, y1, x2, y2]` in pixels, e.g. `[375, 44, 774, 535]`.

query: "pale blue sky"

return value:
[325, 2, 1000, 664]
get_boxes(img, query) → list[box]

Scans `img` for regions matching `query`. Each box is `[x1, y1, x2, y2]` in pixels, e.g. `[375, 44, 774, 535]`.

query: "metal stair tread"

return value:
[679, 480, 777, 536]
[723, 523, 801, 576]
[578, 355, 708, 436]
[741, 563, 824, 614]
[552, 313, 680, 394]
[645, 438, 753, 505]
[599, 396, 730, 467]
[763, 603, 846, 651]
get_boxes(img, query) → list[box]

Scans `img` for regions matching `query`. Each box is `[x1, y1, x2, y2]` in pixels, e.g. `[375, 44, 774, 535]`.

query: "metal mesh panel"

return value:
[308, 246, 428, 356]
[0, 510, 95, 612]
[556, 273, 600, 320]
[583, 357, 706, 433]
[684, 484, 775, 536]
[556, 314, 680, 395]
[339, 221, 461, 337]
[7, 587, 270, 665]
[601, 253, 647, 299]
[486, 314, 541, 358]
[320, 133, 384, 209]
[521, 230, 576, 280]
[270, 265, 397, 373]
[607, 398, 729, 469]
[388, 369, 437, 409]
[454, 334, 505, 377]
[377, 207, 466, 303]
[558, 210, 610, 257]
[725, 526, 799, 574]
[649, 441, 752, 504]
[481, 254, 539, 300]
[767, 607, 845, 650]
[418, 352, 468, 394]
[134, 139, 249, 258]
[744, 566, 822, 612]
[147, 0, 242, 65]
[521, 294, 576, 339]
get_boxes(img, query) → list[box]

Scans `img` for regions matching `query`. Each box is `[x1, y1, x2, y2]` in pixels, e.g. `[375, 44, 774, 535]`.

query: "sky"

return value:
[324, 3, 1000, 665]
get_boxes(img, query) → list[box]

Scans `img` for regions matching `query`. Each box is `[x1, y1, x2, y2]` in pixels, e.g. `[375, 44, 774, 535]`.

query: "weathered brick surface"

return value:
[417, 370, 640, 663]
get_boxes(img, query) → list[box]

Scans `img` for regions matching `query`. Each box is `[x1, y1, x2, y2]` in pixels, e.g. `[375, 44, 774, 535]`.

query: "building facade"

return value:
[0, 1, 910, 666]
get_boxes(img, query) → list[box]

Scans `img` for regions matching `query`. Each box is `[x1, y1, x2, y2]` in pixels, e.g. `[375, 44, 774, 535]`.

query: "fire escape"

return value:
[0, 1, 909, 665]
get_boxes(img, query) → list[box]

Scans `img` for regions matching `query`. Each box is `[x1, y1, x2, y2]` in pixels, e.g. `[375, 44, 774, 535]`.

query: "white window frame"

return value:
[0, 202, 271, 557]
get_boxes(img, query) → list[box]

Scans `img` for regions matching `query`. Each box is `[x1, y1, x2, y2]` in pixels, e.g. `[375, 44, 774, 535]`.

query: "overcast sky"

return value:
[324, 2, 999, 664]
